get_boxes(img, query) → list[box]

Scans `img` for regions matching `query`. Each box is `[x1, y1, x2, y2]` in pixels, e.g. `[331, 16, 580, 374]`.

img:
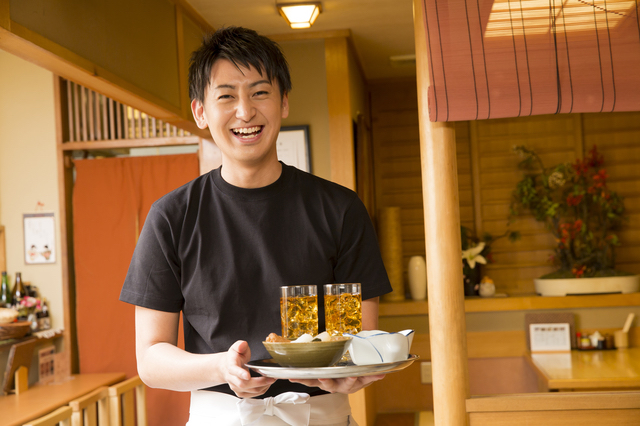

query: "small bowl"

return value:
[345, 329, 414, 365]
[263, 337, 351, 368]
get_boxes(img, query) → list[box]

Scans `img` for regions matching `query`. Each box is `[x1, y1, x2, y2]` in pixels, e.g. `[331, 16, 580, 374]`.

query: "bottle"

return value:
[37, 300, 51, 330]
[1, 271, 11, 307]
[11, 272, 27, 308]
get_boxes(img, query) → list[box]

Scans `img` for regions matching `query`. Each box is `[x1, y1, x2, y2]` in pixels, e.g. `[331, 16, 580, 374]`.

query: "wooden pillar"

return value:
[413, 1, 470, 425]
[53, 76, 79, 373]
[325, 37, 356, 190]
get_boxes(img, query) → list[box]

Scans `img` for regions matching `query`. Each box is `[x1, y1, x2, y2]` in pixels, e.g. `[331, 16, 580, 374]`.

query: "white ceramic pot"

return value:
[345, 329, 415, 365]
[408, 256, 427, 300]
[534, 274, 640, 296]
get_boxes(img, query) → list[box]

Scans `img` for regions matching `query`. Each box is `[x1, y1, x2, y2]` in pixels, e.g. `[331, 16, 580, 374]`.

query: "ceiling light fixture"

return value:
[277, 2, 322, 29]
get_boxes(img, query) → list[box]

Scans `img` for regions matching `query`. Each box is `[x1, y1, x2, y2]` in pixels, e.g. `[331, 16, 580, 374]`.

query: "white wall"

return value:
[280, 39, 331, 180]
[0, 50, 64, 332]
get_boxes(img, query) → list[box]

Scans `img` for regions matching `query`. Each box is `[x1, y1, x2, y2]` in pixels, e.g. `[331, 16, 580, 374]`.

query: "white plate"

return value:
[246, 354, 419, 379]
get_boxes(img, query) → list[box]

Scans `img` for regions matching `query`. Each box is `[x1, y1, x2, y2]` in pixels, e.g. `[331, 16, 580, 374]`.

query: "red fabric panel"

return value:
[420, 0, 640, 121]
[73, 154, 199, 426]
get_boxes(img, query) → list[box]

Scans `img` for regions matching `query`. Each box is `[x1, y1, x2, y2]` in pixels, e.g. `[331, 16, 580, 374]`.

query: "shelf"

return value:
[379, 292, 640, 317]
[0, 328, 63, 352]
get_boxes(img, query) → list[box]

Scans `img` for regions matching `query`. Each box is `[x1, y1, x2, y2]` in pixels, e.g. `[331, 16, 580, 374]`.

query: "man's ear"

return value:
[191, 99, 209, 129]
[281, 93, 290, 119]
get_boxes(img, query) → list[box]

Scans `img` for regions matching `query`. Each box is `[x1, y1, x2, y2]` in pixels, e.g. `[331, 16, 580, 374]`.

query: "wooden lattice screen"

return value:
[64, 80, 190, 144]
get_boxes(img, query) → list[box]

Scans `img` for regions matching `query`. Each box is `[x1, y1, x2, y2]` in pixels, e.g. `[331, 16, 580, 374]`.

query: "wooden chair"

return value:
[108, 376, 147, 426]
[23, 406, 73, 426]
[69, 386, 110, 426]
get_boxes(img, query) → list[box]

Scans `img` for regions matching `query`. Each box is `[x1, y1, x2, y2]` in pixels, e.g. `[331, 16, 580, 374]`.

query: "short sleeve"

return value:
[119, 204, 184, 312]
[334, 195, 392, 300]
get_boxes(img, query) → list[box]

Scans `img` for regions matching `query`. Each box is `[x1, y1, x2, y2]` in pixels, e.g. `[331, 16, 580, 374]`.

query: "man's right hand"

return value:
[225, 340, 276, 398]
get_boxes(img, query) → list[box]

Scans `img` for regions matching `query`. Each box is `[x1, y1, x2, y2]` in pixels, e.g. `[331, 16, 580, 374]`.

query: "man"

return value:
[120, 26, 391, 425]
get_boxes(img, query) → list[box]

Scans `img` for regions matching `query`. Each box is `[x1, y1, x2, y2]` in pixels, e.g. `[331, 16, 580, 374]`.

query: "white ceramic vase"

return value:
[408, 256, 427, 300]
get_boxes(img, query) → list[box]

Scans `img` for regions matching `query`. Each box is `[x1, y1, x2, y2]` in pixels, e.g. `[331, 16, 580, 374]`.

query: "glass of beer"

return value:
[280, 285, 318, 340]
[324, 283, 362, 336]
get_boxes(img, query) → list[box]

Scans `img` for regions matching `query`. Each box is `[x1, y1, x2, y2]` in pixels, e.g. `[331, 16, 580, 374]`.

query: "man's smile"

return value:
[231, 126, 264, 139]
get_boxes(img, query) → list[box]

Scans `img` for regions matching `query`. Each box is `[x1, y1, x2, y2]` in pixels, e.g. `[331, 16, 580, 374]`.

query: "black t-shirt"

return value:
[120, 163, 391, 397]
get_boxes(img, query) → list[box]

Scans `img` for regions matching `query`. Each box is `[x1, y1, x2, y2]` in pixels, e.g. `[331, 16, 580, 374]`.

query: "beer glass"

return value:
[280, 285, 318, 340]
[324, 283, 362, 336]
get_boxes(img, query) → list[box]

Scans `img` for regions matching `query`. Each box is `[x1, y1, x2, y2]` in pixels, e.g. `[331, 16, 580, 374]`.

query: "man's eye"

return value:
[254, 91, 269, 96]
[218, 94, 232, 100]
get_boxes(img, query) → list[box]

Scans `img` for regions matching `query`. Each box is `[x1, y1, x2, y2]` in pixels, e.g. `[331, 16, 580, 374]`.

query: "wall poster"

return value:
[23, 213, 56, 264]
[277, 125, 311, 173]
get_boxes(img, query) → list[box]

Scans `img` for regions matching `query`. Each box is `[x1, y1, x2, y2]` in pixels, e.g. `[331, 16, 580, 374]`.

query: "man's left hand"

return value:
[288, 375, 385, 394]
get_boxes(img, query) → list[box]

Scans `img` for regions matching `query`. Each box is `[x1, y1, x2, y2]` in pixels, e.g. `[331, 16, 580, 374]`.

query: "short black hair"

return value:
[188, 26, 292, 103]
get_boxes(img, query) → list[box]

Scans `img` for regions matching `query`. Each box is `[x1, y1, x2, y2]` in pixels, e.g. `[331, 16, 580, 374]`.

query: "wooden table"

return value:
[526, 348, 640, 392]
[0, 372, 125, 426]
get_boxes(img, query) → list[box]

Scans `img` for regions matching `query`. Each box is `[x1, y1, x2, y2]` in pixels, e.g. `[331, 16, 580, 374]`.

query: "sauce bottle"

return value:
[11, 272, 27, 307]
[0, 271, 11, 307]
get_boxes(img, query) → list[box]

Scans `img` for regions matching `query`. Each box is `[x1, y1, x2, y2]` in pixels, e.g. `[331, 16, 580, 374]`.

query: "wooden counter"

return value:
[0, 372, 125, 426]
[525, 348, 640, 392]
[379, 292, 640, 316]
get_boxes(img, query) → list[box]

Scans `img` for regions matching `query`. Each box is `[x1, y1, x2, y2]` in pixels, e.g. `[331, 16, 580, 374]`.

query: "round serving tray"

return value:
[246, 354, 419, 380]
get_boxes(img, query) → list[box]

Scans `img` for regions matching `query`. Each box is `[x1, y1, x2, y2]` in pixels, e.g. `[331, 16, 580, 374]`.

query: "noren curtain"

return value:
[420, 0, 640, 121]
[73, 154, 199, 426]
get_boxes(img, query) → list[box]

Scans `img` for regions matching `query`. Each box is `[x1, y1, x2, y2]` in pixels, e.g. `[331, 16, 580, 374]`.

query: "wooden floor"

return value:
[375, 411, 434, 426]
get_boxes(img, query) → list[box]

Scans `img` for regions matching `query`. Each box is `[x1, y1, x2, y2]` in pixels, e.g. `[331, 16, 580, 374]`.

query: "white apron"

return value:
[186, 390, 358, 426]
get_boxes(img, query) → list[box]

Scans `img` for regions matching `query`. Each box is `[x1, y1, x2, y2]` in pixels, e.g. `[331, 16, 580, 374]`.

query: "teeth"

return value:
[232, 126, 261, 135]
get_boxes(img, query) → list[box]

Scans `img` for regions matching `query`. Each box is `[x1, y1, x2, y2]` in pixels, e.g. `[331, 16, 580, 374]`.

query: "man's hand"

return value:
[288, 374, 385, 394]
[225, 340, 276, 398]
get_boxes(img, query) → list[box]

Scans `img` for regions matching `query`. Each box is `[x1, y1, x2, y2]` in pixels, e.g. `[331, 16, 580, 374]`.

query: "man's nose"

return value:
[236, 97, 256, 121]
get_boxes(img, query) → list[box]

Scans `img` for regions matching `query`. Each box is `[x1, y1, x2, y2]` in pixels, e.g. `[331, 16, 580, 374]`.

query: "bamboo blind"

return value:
[64, 80, 188, 144]
[369, 79, 640, 295]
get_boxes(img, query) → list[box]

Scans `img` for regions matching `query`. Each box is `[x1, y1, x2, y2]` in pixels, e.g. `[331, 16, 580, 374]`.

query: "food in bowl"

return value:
[263, 332, 351, 368]
[0, 308, 19, 324]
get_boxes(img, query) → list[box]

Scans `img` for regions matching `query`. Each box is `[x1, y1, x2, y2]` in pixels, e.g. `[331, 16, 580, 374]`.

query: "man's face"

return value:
[192, 59, 289, 169]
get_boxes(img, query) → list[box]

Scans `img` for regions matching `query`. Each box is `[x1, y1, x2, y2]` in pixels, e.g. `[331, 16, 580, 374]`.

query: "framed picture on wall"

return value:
[277, 125, 311, 173]
[23, 213, 56, 264]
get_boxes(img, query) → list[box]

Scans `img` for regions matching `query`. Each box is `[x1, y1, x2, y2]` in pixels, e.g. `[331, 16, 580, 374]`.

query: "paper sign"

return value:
[38, 346, 56, 385]
[529, 323, 571, 353]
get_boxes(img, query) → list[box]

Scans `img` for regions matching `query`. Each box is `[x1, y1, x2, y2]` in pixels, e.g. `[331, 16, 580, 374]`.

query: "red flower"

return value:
[587, 146, 604, 168]
[558, 223, 571, 246]
[566, 194, 583, 207]
[589, 169, 608, 194]
[573, 158, 589, 177]
[573, 219, 583, 233]
[592, 169, 608, 186]
[572, 265, 586, 278]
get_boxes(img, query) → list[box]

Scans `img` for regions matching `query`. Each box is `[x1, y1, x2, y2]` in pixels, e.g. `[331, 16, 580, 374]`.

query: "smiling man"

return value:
[120, 27, 391, 426]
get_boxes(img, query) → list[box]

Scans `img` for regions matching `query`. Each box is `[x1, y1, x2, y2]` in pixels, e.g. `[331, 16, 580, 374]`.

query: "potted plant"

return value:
[509, 145, 639, 296]
[461, 226, 504, 296]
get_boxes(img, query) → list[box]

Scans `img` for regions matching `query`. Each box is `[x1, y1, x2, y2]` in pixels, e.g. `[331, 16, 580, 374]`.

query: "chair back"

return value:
[23, 406, 73, 426]
[69, 386, 110, 426]
[108, 376, 147, 426]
